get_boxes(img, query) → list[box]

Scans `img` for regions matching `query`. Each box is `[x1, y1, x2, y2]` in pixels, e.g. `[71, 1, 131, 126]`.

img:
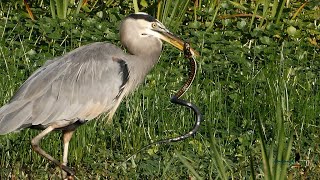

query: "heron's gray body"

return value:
[0, 41, 160, 134]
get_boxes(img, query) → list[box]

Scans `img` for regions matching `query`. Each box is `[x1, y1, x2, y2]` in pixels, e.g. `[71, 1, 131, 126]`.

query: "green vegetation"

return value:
[0, 0, 319, 179]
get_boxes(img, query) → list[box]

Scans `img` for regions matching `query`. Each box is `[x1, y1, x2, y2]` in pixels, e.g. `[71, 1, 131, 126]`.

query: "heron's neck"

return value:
[125, 46, 161, 90]
[136, 47, 161, 76]
[130, 38, 162, 73]
[141, 47, 161, 65]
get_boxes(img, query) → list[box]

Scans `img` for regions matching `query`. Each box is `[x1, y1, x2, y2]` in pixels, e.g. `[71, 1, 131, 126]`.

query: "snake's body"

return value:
[157, 42, 202, 144]
[125, 43, 202, 161]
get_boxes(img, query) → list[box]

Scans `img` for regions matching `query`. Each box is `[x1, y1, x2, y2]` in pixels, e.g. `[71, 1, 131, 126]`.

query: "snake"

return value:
[125, 42, 202, 161]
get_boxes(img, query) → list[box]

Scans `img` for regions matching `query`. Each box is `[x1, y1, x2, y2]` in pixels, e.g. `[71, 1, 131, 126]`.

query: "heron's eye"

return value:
[151, 22, 157, 28]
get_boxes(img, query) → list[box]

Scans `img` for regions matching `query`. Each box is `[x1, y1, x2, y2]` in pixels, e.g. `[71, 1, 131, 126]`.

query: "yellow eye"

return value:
[151, 22, 157, 28]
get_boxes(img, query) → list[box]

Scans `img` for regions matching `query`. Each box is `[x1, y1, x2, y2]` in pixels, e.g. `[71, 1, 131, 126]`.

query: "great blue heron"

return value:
[0, 12, 197, 177]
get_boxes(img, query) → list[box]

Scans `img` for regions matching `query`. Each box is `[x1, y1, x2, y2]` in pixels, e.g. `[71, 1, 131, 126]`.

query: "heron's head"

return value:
[120, 13, 198, 57]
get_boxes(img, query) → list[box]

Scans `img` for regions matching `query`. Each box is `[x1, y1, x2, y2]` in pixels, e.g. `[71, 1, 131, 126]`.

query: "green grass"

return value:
[0, 1, 320, 179]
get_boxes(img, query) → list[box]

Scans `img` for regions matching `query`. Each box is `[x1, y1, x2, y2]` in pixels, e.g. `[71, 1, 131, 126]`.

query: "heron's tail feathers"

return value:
[0, 101, 32, 135]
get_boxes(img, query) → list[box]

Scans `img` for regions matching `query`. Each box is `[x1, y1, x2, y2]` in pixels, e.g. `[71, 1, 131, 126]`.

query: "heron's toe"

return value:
[64, 175, 74, 180]
[61, 164, 75, 176]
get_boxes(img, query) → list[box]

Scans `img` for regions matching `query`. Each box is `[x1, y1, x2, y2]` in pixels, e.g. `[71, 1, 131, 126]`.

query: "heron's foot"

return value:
[61, 164, 75, 176]
[64, 175, 74, 180]
[62, 172, 74, 180]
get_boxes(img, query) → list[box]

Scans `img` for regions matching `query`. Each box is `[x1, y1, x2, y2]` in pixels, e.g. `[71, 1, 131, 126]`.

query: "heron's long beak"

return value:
[158, 30, 199, 57]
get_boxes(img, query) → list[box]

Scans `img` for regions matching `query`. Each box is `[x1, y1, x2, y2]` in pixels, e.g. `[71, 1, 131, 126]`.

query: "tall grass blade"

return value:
[105, 0, 115, 7]
[56, 0, 64, 19]
[260, 0, 270, 27]
[175, 150, 203, 180]
[257, 117, 272, 180]
[156, 0, 162, 19]
[249, 2, 259, 31]
[23, 0, 35, 20]
[249, 155, 256, 180]
[157, 0, 190, 31]
[280, 132, 293, 180]
[63, 0, 69, 19]
[172, 0, 190, 32]
[291, 2, 307, 20]
[274, 97, 284, 180]
[275, 0, 286, 24]
[271, 0, 278, 18]
[76, 0, 84, 14]
[160, 0, 172, 23]
[169, 0, 178, 21]
[206, 1, 220, 32]
[133, 0, 139, 13]
[209, 132, 227, 180]
[161, 155, 175, 177]
[50, 0, 56, 19]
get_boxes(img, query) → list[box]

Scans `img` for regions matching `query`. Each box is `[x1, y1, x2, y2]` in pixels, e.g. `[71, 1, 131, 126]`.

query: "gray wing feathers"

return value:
[0, 101, 32, 134]
[0, 42, 126, 134]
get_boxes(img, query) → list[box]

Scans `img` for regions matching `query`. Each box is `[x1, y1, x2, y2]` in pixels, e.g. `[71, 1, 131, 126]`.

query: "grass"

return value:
[0, 1, 320, 179]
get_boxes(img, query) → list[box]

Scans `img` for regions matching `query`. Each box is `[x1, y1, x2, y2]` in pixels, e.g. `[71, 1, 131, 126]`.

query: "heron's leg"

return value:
[61, 130, 75, 179]
[31, 125, 75, 176]
[62, 130, 75, 166]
